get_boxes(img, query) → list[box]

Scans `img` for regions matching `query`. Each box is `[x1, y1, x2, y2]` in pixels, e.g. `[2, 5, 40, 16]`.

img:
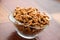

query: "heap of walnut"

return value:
[13, 7, 50, 36]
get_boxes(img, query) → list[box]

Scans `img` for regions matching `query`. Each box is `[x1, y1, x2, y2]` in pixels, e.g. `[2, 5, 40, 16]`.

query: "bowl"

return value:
[9, 9, 51, 39]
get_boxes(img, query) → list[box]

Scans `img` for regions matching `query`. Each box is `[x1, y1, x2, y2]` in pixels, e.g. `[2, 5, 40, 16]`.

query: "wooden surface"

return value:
[1, 0, 60, 13]
[0, 22, 36, 40]
[0, 0, 60, 40]
[0, 5, 60, 40]
[0, 18, 60, 40]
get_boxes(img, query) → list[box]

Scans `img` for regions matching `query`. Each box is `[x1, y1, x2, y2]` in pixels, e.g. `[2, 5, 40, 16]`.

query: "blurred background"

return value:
[0, 0, 60, 23]
[0, 0, 60, 40]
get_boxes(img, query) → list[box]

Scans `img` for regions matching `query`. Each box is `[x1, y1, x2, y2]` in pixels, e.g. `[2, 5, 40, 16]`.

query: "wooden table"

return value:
[0, 18, 60, 40]
[0, 0, 60, 40]
[0, 6, 60, 40]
